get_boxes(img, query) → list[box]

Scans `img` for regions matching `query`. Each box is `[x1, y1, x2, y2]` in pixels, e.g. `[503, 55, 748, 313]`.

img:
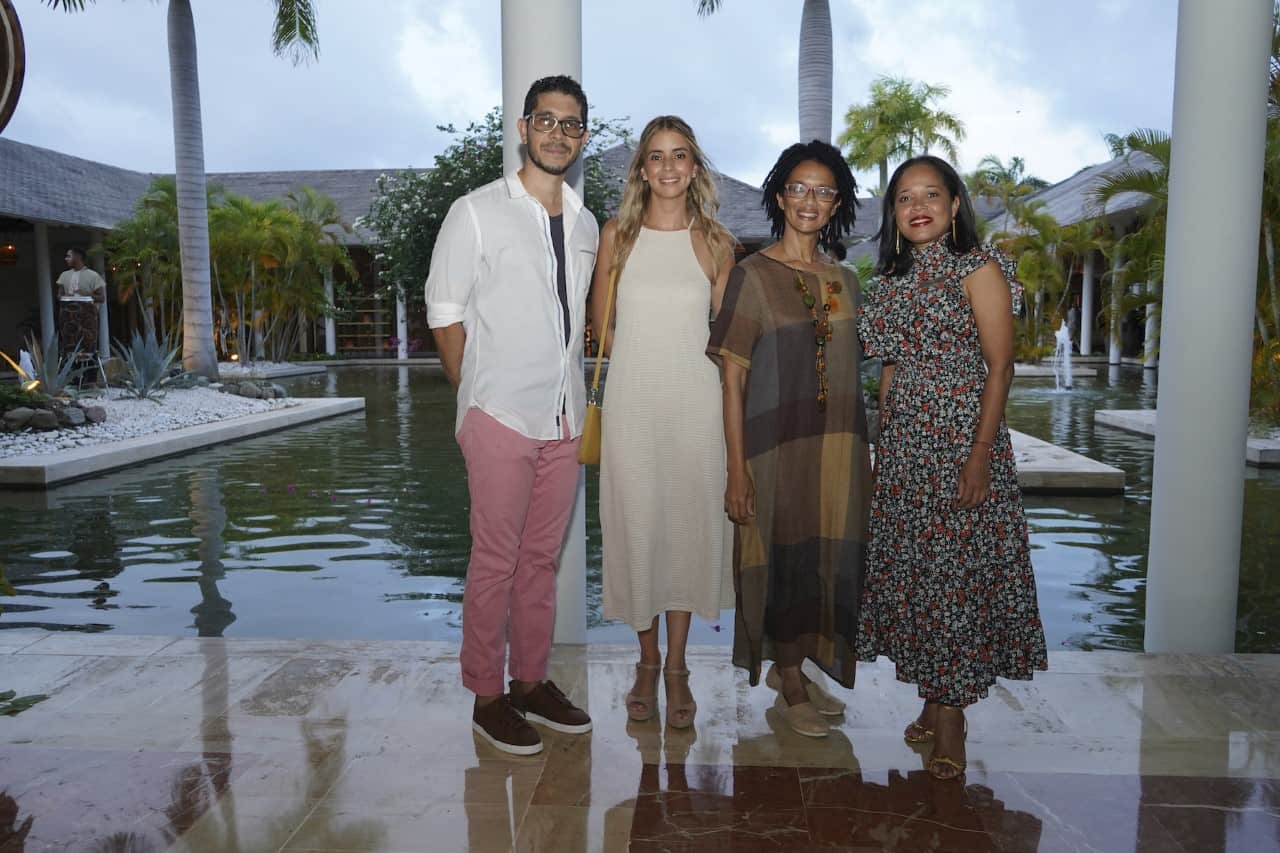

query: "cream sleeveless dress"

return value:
[600, 225, 734, 630]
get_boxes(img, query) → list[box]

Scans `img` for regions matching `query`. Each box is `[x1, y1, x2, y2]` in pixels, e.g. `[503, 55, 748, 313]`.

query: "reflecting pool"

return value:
[1, 366, 1276, 651]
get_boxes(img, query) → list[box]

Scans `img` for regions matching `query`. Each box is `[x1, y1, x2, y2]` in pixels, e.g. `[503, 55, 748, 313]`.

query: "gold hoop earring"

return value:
[952, 220, 957, 244]
[896, 229, 900, 255]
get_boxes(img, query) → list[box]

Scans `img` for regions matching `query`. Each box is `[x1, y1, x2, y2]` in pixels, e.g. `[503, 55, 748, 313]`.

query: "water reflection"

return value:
[0, 366, 1275, 652]
[189, 473, 234, 637]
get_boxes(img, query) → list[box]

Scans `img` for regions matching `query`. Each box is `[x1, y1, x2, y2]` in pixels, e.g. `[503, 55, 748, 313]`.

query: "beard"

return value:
[526, 141, 576, 176]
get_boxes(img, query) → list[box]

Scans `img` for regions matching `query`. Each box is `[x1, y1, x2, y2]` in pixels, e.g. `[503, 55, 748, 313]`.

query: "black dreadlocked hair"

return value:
[761, 140, 859, 248]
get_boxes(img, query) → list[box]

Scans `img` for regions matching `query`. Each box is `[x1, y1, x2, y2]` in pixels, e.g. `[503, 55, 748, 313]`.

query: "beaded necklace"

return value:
[794, 271, 843, 411]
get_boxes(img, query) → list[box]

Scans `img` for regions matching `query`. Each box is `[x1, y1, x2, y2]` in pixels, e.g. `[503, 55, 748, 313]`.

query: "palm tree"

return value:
[839, 76, 965, 194]
[45, 0, 319, 379]
[991, 199, 1064, 353]
[1089, 128, 1171, 366]
[968, 155, 1049, 209]
[698, 0, 833, 144]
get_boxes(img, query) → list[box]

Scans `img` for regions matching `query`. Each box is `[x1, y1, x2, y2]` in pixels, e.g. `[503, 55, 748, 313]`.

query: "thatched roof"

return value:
[0, 137, 775, 246]
[0, 137, 152, 231]
[984, 150, 1160, 233]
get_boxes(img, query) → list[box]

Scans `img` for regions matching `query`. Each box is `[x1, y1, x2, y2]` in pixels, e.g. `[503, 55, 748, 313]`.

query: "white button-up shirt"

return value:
[425, 172, 599, 439]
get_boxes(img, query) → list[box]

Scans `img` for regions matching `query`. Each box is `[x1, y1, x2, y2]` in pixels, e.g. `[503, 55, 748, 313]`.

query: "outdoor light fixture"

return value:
[0, 349, 38, 392]
[230, 354, 240, 362]
[0, 242, 16, 265]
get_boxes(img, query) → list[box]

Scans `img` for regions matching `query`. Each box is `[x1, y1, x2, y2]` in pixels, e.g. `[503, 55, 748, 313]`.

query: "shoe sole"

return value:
[471, 721, 543, 755]
[788, 724, 830, 738]
[523, 712, 593, 734]
[766, 668, 846, 716]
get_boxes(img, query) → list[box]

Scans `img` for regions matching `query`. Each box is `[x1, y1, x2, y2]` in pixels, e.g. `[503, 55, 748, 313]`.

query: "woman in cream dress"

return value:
[592, 116, 735, 728]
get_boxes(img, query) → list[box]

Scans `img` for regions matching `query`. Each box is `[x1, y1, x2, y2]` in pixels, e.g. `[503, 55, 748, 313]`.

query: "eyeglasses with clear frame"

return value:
[524, 112, 586, 138]
[783, 182, 839, 204]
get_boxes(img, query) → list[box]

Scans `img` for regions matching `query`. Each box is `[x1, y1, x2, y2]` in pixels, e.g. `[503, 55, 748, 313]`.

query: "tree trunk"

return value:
[878, 159, 888, 196]
[1264, 214, 1279, 336]
[797, 0, 832, 144]
[168, 0, 218, 378]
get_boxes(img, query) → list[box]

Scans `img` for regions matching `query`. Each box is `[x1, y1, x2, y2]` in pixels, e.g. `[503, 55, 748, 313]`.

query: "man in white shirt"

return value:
[426, 75, 598, 756]
[56, 248, 106, 301]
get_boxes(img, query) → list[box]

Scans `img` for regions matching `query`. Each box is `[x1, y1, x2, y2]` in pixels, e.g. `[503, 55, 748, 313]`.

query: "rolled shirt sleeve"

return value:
[425, 197, 481, 328]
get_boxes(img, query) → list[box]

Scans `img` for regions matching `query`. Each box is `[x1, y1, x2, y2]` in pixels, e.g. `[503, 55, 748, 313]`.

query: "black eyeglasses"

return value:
[524, 112, 586, 138]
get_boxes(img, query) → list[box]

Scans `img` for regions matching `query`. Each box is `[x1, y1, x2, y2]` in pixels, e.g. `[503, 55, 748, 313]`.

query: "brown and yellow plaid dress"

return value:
[707, 253, 873, 688]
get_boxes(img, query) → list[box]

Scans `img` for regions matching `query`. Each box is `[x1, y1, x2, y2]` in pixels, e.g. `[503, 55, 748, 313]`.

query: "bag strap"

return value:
[589, 267, 618, 396]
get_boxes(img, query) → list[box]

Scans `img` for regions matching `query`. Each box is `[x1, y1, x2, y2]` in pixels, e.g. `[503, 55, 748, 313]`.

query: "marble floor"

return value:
[2, 632, 1279, 852]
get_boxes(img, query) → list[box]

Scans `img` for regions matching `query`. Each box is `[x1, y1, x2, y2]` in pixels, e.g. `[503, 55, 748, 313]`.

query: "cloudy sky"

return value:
[8, 0, 1177, 191]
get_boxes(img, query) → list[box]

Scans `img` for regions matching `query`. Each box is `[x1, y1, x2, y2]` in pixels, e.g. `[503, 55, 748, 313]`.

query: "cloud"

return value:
[12, 78, 171, 173]
[836, 0, 1111, 184]
[397, 6, 500, 124]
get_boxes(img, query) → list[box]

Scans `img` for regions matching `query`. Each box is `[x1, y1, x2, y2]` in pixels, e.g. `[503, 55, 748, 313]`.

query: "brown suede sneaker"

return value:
[472, 695, 543, 756]
[509, 679, 592, 734]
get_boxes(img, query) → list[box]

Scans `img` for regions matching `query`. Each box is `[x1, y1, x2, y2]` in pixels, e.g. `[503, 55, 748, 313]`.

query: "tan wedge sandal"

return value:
[625, 662, 660, 722]
[663, 668, 697, 729]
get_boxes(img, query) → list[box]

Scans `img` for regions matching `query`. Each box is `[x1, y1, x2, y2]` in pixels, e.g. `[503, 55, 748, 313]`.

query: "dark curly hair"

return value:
[875, 155, 980, 277]
[761, 140, 859, 247]
[522, 75, 588, 125]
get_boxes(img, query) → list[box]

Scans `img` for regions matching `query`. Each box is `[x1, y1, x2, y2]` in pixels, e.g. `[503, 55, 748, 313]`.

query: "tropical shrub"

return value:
[26, 334, 84, 398]
[113, 329, 182, 401]
[1253, 339, 1280, 430]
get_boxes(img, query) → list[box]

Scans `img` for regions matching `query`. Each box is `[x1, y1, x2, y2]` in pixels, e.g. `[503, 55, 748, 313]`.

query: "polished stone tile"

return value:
[158, 636, 458, 661]
[18, 632, 178, 656]
[629, 763, 810, 848]
[0, 745, 238, 853]
[516, 805, 633, 853]
[161, 794, 317, 853]
[320, 754, 543, 819]
[6, 636, 1280, 852]
[282, 803, 477, 852]
[0, 630, 46, 654]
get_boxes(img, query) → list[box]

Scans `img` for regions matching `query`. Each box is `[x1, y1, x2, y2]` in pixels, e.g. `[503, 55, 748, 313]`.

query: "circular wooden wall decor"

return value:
[0, 0, 25, 135]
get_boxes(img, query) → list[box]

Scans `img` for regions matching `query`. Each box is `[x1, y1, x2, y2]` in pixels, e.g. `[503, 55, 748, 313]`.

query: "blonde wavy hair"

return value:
[611, 116, 736, 282]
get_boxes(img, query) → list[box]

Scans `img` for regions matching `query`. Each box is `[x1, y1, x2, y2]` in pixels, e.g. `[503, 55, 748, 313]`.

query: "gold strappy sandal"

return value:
[625, 662, 660, 722]
[904, 701, 937, 743]
[926, 704, 968, 781]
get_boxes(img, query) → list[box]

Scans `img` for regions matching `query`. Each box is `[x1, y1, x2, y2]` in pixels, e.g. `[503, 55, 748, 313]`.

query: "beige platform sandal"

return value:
[663, 668, 697, 729]
[625, 662, 660, 722]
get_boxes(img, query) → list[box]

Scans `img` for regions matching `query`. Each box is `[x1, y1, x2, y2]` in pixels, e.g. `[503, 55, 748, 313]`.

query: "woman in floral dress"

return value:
[857, 155, 1048, 780]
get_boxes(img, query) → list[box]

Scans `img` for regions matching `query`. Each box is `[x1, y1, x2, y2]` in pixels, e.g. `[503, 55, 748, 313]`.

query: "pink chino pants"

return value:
[456, 407, 581, 696]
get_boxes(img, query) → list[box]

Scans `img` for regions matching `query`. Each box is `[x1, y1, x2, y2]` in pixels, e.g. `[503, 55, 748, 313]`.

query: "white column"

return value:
[34, 222, 55, 347]
[1143, 280, 1159, 369]
[502, 0, 586, 645]
[1144, 0, 1271, 654]
[395, 292, 408, 360]
[323, 268, 336, 356]
[1080, 252, 1095, 356]
[1108, 243, 1124, 365]
[92, 233, 110, 359]
[501, 0, 584, 196]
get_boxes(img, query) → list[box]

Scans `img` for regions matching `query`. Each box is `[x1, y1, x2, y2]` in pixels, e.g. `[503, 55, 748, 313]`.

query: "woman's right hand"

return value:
[725, 465, 756, 525]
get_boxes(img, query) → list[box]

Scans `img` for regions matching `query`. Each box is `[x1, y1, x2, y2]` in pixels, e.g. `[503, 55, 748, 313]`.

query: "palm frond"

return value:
[272, 0, 320, 65]
[43, 1, 93, 11]
[1088, 168, 1167, 212]
[696, 0, 723, 17]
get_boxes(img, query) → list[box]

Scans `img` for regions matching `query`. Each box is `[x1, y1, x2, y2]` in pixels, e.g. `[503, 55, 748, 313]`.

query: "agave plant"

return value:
[25, 333, 85, 398]
[113, 329, 182, 401]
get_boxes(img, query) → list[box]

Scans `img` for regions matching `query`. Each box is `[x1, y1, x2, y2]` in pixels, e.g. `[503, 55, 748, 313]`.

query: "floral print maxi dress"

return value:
[856, 242, 1048, 706]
